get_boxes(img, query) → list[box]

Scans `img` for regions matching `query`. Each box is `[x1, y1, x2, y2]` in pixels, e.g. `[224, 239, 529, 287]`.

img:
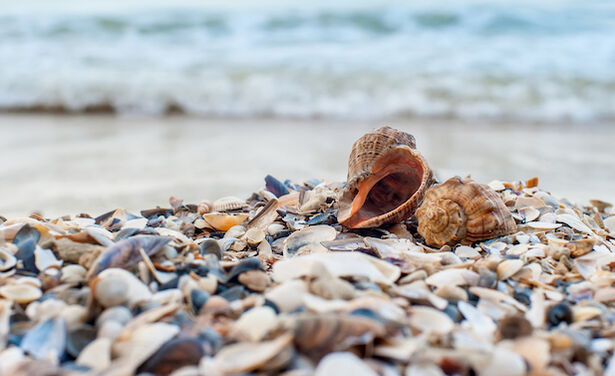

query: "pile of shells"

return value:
[0, 129, 614, 376]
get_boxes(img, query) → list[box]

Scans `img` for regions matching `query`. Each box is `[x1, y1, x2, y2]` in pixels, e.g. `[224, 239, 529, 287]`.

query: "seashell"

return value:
[244, 227, 266, 245]
[408, 306, 455, 335]
[66, 325, 97, 358]
[265, 279, 309, 313]
[315, 352, 378, 376]
[338, 126, 433, 229]
[197, 200, 213, 215]
[34, 247, 62, 271]
[20, 317, 66, 361]
[96, 306, 133, 327]
[283, 225, 337, 257]
[455, 245, 480, 259]
[213, 196, 247, 212]
[247, 198, 280, 232]
[0, 248, 16, 271]
[230, 306, 278, 342]
[273, 252, 401, 286]
[416, 177, 516, 247]
[517, 206, 540, 222]
[477, 346, 526, 376]
[525, 221, 561, 230]
[496, 315, 533, 340]
[425, 268, 479, 289]
[208, 333, 293, 375]
[496, 259, 524, 280]
[291, 314, 385, 356]
[113, 323, 180, 374]
[511, 337, 550, 372]
[76, 337, 112, 371]
[200, 238, 222, 259]
[224, 224, 246, 239]
[265, 175, 290, 198]
[90, 268, 152, 308]
[0, 284, 41, 304]
[202, 213, 249, 232]
[87, 235, 171, 279]
[137, 337, 205, 375]
[556, 214, 593, 234]
[238, 270, 270, 292]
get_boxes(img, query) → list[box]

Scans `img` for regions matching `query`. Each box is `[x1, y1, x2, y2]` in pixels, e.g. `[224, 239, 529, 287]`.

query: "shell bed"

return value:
[1, 177, 615, 375]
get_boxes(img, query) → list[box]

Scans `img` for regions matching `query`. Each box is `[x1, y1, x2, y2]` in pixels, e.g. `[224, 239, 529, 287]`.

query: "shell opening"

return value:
[342, 158, 424, 228]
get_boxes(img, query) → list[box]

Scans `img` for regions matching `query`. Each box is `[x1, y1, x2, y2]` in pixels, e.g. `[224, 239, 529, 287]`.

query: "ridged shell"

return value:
[338, 126, 434, 228]
[416, 176, 516, 247]
[212, 196, 247, 212]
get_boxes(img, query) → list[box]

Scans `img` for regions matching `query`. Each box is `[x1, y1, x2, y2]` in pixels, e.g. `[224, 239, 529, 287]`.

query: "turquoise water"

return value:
[1, 0, 614, 122]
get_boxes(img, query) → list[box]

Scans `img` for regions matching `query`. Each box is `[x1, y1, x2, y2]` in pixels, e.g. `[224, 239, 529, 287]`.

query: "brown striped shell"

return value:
[416, 176, 516, 247]
[338, 126, 434, 229]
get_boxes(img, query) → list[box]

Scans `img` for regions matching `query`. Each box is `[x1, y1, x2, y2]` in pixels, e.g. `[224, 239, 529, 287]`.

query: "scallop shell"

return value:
[416, 177, 516, 247]
[338, 126, 434, 229]
[212, 196, 247, 212]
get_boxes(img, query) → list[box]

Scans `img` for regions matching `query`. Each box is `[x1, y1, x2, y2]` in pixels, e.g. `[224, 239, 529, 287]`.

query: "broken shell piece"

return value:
[202, 213, 249, 232]
[34, 247, 63, 271]
[0, 248, 16, 271]
[496, 259, 524, 280]
[76, 338, 112, 371]
[272, 252, 401, 286]
[416, 177, 516, 247]
[526, 221, 561, 230]
[244, 227, 266, 245]
[338, 126, 433, 229]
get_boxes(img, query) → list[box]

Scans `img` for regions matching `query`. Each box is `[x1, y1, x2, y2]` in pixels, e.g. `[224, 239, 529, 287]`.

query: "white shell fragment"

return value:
[272, 252, 401, 285]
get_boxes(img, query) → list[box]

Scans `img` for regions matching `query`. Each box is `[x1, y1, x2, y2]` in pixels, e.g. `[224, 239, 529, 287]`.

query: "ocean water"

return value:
[1, 0, 614, 122]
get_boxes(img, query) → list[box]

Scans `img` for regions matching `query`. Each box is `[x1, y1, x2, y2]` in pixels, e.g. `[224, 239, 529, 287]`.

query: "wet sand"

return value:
[1, 114, 614, 218]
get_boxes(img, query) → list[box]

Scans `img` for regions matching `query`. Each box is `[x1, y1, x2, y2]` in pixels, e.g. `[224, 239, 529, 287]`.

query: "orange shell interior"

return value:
[342, 147, 425, 228]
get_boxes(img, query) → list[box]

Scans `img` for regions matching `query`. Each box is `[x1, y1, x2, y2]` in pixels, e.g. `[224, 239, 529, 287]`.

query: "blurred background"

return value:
[1, 0, 614, 217]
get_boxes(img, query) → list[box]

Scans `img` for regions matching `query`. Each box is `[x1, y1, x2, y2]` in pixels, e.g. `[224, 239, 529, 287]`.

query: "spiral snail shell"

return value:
[416, 176, 516, 247]
[338, 126, 434, 229]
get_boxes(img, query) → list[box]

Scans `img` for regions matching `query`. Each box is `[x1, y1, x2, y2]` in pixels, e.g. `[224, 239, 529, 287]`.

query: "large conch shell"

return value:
[338, 126, 434, 228]
[416, 176, 516, 247]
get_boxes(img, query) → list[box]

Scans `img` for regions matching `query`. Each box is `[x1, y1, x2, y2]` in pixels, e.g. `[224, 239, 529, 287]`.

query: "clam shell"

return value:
[338, 126, 433, 228]
[416, 176, 516, 247]
[202, 213, 249, 232]
[0, 284, 41, 304]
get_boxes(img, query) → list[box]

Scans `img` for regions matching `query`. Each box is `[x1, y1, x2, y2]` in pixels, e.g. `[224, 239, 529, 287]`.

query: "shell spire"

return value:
[416, 176, 516, 247]
[338, 126, 434, 229]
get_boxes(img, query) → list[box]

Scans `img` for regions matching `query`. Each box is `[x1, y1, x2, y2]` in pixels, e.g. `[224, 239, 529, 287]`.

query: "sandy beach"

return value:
[1, 114, 613, 218]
